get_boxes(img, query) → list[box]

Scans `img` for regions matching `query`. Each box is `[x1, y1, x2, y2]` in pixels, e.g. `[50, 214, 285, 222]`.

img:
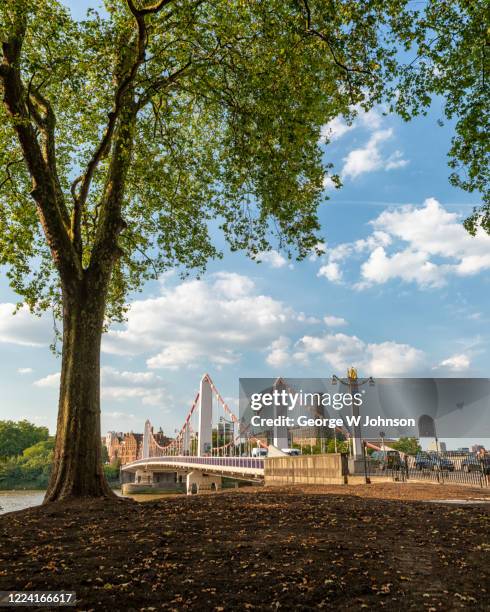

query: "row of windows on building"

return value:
[104, 428, 171, 465]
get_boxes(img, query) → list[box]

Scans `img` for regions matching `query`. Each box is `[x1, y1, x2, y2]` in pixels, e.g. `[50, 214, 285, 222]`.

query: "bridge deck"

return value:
[122, 456, 265, 479]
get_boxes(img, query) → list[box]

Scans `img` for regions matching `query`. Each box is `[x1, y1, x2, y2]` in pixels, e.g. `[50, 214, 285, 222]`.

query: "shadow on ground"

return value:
[1, 485, 488, 610]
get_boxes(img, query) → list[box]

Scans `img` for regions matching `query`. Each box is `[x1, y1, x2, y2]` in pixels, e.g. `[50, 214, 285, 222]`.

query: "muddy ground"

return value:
[1, 484, 489, 611]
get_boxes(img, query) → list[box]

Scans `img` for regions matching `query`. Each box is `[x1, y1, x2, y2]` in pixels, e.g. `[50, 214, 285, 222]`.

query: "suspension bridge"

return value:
[120, 373, 385, 493]
[121, 373, 490, 493]
[121, 374, 270, 493]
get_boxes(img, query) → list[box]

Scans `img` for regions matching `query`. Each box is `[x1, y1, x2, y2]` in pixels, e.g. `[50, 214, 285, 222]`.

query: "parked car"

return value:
[427, 453, 454, 471]
[281, 448, 301, 456]
[371, 450, 404, 470]
[415, 452, 432, 470]
[251, 448, 268, 457]
[461, 454, 490, 474]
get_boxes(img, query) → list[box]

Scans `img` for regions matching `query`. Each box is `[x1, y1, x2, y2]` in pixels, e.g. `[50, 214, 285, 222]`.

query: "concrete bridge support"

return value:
[186, 471, 222, 495]
[135, 469, 153, 485]
[175, 471, 189, 486]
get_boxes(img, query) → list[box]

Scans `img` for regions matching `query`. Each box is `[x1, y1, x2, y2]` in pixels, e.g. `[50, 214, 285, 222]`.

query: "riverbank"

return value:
[0, 488, 177, 514]
[0, 485, 120, 515]
[0, 490, 45, 514]
[1, 484, 489, 610]
[0, 481, 120, 492]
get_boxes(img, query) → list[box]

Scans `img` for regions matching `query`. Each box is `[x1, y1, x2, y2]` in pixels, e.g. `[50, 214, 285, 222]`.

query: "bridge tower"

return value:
[142, 419, 152, 459]
[272, 378, 289, 450]
[198, 375, 213, 456]
[183, 419, 190, 454]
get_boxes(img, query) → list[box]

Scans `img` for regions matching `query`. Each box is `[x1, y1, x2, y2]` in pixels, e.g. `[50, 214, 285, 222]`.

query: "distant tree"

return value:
[103, 462, 120, 484]
[21, 438, 55, 459]
[101, 443, 109, 464]
[0, 437, 54, 489]
[0, 420, 49, 458]
[110, 456, 121, 469]
[391, 437, 421, 456]
[325, 438, 350, 454]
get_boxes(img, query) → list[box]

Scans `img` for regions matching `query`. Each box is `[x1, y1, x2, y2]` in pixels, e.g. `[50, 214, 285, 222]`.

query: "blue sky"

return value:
[0, 1, 488, 449]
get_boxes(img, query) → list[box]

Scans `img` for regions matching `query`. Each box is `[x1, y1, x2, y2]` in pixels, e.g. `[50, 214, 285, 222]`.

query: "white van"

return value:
[251, 448, 268, 457]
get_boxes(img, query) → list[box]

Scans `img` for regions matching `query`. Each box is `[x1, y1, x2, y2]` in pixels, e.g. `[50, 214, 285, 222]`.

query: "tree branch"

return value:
[27, 84, 70, 231]
[0, 20, 83, 285]
[127, 0, 175, 16]
[85, 0, 193, 277]
[300, 0, 372, 77]
[88, 105, 135, 277]
[0, 159, 23, 191]
[136, 59, 193, 109]
[70, 0, 169, 241]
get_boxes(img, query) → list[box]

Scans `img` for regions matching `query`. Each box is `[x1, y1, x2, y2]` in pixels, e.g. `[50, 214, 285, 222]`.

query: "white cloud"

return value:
[324, 315, 347, 327]
[320, 116, 355, 142]
[146, 343, 207, 370]
[270, 332, 425, 376]
[34, 372, 60, 388]
[33, 367, 168, 407]
[0, 304, 51, 347]
[357, 107, 384, 131]
[212, 271, 255, 298]
[299, 333, 365, 371]
[102, 368, 159, 385]
[317, 198, 490, 289]
[361, 198, 490, 287]
[320, 107, 383, 143]
[318, 230, 392, 285]
[385, 150, 409, 170]
[17, 367, 34, 375]
[342, 128, 408, 179]
[322, 175, 337, 190]
[435, 354, 471, 372]
[317, 262, 342, 282]
[101, 412, 141, 432]
[256, 250, 290, 269]
[103, 272, 313, 370]
[301, 333, 425, 375]
[266, 336, 291, 368]
[320, 106, 408, 181]
[359, 247, 445, 288]
[101, 366, 167, 406]
[103, 411, 136, 420]
[102, 386, 164, 406]
[366, 341, 424, 376]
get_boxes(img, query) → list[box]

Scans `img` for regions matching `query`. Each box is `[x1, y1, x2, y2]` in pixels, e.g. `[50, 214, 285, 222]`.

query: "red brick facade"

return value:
[105, 429, 172, 465]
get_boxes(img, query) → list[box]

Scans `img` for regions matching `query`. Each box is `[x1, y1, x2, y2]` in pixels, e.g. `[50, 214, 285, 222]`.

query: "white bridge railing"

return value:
[126, 456, 265, 471]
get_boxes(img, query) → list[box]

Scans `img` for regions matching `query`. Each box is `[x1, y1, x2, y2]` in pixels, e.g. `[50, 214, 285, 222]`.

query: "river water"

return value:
[0, 489, 181, 515]
[0, 490, 46, 515]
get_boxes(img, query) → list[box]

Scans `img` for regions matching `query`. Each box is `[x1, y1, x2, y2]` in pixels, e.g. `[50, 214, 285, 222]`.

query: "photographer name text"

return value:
[250, 415, 416, 428]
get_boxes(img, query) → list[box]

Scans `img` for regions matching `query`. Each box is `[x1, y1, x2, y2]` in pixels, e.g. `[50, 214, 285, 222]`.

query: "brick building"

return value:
[105, 428, 172, 465]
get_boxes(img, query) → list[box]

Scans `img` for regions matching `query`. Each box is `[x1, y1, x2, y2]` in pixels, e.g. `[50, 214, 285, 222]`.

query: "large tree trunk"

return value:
[44, 273, 116, 502]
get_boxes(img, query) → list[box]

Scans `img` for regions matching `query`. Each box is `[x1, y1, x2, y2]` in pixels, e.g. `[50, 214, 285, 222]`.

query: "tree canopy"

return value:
[392, 0, 489, 234]
[2, 0, 487, 326]
[0, 420, 49, 458]
[391, 437, 421, 456]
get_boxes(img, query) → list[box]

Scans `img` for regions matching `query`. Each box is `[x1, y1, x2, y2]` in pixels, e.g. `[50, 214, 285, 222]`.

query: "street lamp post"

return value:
[331, 367, 375, 465]
[379, 431, 386, 451]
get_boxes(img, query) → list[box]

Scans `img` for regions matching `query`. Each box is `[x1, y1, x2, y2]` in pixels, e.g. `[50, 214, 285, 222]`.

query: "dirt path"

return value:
[1, 486, 488, 610]
[252, 481, 490, 501]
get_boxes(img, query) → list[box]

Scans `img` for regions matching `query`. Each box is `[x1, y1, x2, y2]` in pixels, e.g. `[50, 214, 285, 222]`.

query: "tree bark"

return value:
[44, 274, 116, 502]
